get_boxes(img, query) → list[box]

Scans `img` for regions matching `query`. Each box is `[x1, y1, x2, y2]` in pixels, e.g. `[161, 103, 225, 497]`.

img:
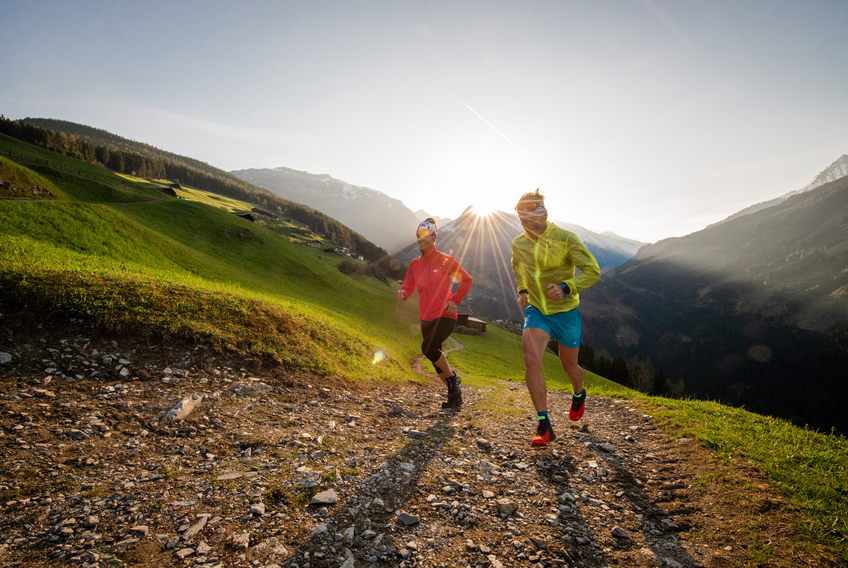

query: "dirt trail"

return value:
[0, 318, 837, 568]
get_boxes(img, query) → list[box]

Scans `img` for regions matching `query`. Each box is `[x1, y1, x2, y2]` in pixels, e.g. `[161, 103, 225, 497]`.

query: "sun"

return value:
[471, 203, 497, 217]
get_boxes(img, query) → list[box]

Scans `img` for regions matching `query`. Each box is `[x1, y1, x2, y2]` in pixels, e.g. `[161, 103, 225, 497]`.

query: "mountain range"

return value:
[230, 167, 431, 253]
[230, 167, 647, 270]
[580, 173, 848, 434]
[709, 154, 848, 228]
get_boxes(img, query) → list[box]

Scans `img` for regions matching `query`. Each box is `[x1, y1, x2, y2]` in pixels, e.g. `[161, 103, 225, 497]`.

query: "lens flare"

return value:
[371, 350, 385, 365]
[471, 204, 496, 217]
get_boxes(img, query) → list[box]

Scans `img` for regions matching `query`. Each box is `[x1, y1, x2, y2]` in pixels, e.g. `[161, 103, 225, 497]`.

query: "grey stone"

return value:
[612, 527, 630, 539]
[397, 512, 420, 526]
[0, 353, 11, 364]
[231, 532, 250, 549]
[216, 472, 242, 481]
[299, 472, 321, 488]
[182, 514, 210, 541]
[310, 489, 339, 506]
[559, 492, 575, 503]
[495, 500, 517, 516]
[661, 518, 679, 530]
[309, 523, 329, 537]
[165, 394, 204, 421]
[233, 382, 271, 397]
[175, 548, 195, 558]
[250, 502, 265, 516]
[475, 438, 492, 451]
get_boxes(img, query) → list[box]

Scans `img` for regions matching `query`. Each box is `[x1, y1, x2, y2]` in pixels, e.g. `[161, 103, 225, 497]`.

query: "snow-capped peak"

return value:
[793, 154, 848, 196]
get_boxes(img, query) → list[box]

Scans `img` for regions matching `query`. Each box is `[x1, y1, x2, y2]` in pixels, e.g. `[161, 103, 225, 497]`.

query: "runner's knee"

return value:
[423, 343, 442, 364]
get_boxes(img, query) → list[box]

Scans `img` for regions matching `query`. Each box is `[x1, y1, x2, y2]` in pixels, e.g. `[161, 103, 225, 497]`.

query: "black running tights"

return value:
[420, 317, 456, 374]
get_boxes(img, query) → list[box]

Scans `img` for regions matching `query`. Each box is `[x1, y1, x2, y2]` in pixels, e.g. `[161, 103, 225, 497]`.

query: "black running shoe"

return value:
[569, 388, 586, 421]
[441, 374, 462, 408]
[532, 420, 556, 445]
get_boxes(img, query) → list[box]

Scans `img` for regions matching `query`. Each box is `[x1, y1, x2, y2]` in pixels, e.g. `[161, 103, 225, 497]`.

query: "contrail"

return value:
[461, 99, 529, 158]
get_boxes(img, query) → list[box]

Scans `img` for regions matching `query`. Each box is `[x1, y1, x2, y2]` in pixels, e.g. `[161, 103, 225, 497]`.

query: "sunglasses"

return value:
[416, 227, 432, 238]
[515, 201, 544, 212]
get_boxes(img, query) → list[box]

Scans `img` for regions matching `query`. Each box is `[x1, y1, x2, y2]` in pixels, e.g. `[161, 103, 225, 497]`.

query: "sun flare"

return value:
[471, 203, 496, 217]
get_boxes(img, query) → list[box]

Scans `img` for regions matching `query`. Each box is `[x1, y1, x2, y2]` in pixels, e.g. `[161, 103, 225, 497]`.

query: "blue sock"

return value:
[537, 411, 550, 424]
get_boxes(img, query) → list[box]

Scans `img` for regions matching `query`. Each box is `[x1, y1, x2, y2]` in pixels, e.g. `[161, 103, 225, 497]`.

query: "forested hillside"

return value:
[581, 177, 848, 435]
[0, 117, 397, 274]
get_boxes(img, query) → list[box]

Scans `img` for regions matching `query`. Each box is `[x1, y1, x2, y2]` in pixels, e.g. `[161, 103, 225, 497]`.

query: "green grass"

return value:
[0, 139, 421, 380]
[647, 397, 848, 558]
[0, 155, 63, 199]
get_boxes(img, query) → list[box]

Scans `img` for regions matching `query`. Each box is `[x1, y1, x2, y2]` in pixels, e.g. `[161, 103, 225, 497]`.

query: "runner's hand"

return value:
[547, 283, 564, 301]
[517, 292, 529, 309]
[445, 300, 457, 315]
[397, 290, 406, 300]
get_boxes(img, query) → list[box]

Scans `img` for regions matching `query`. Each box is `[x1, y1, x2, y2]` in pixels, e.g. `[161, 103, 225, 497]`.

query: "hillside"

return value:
[581, 176, 848, 434]
[230, 167, 427, 253]
[710, 154, 848, 228]
[0, 118, 393, 270]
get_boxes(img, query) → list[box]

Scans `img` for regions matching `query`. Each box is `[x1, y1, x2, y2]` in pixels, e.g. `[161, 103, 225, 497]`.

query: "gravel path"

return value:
[0, 320, 837, 568]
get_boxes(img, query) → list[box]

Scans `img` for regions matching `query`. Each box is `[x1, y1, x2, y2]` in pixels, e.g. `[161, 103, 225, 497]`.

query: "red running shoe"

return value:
[569, 388, 586, 421]
[531, 420, 556, 446]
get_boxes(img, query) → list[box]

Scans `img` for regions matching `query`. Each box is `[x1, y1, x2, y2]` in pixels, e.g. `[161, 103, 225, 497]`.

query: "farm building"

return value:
[251, 207, 278, 221]
[456, 304, 486, 334]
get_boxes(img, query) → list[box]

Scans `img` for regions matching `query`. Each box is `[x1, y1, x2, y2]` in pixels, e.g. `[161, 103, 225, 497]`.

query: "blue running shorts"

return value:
[524, 305, 582, 348]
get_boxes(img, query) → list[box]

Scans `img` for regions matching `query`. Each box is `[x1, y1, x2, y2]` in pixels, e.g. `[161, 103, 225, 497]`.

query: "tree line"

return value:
[577, 343, 687, 398]
[0, 116, 404, 281]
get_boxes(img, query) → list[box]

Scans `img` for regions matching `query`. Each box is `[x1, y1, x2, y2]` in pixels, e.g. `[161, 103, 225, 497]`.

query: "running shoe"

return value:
[532, 420, 556, 445]
[569, 388, 586, 421]
[441, 374, 462, 409]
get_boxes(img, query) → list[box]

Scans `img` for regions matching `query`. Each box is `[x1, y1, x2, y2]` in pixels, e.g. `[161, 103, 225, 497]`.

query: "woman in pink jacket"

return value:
[397, 218, 473, 408]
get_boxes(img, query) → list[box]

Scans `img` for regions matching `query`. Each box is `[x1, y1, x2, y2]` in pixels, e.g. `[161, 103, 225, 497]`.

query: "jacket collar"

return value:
[421, 246, 440, 260]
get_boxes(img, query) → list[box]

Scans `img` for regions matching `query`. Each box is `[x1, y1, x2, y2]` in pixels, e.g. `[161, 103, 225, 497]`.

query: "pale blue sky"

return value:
[2, 1, 846, 242]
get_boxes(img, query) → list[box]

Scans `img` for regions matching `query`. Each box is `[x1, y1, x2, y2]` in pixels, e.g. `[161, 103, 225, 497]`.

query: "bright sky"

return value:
[2, 1, 847, 243]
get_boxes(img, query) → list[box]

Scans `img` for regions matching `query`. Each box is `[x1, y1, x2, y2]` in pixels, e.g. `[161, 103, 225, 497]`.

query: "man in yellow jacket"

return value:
[511, 189, 601, 445]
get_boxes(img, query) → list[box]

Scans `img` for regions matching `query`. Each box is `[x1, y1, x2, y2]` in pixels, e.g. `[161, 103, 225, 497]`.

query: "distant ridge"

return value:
[581, 174, 848, 435]
[1, 117, 393, 267]
[709, 154, 848, 228]
[230, 167, 432, 252]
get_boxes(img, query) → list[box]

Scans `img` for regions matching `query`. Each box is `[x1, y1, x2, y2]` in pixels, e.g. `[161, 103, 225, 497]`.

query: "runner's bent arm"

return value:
[561, 237, 601, 295]
[397, 259, 418, 300]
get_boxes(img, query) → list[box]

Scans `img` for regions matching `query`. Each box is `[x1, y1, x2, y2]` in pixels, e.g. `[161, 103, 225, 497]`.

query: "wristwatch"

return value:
[561, 283, 570, 296]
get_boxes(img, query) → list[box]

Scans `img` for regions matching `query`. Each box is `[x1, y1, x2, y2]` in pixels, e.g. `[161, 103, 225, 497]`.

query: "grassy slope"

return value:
[0, 135, 421, 379]
[0, 134, 845, 559]
[0, 156, 64, 199]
